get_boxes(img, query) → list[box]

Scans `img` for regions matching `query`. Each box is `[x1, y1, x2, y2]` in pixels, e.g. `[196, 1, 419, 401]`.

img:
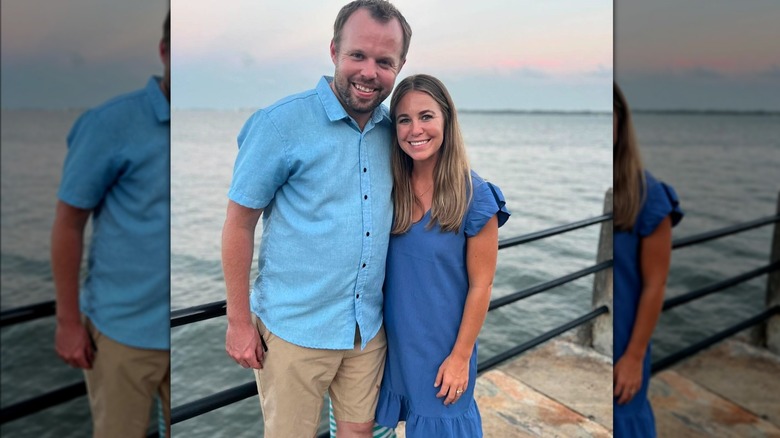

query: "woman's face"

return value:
[394, 90, 445, 166]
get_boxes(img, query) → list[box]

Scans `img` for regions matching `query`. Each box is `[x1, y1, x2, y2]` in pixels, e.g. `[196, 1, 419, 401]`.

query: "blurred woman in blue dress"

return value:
[613, 82, 683, 437]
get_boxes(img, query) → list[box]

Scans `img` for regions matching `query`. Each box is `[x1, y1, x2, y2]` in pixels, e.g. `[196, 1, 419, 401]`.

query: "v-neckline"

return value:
[412, 209, 431, 226]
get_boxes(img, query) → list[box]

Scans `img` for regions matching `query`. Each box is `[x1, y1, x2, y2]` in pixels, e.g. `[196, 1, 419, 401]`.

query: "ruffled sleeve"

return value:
[636, 172, 684, 237]
[464, 173, 511, 237]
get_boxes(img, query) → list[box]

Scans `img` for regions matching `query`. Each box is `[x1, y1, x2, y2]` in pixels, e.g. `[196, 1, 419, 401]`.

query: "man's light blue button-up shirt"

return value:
[229, 76, 393, 350]
[58, 76, 170, 350]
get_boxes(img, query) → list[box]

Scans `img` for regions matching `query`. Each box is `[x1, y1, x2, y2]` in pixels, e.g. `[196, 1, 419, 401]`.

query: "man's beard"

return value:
[333, 74, 387, 116]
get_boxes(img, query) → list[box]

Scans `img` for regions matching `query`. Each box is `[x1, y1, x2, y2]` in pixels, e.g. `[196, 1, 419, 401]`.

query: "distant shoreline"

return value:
[458, 109, 609, 115]
[4, 107, 780, 116]
[632, 109, 780, 116]
[458, 109, 780, 116]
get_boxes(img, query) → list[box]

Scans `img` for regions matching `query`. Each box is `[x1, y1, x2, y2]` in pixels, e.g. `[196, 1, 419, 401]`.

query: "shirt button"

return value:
[366, 232, 370, 237]
[363, 168, 367, 172]
[362, 263, 366, 268]
[364, 195, 368, 200]
[356, 294, 360, 299]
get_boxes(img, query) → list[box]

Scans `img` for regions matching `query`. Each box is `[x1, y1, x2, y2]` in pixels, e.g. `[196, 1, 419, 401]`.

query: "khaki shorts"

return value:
[253, 316, 386, 438]
[84, 319, 170, 438]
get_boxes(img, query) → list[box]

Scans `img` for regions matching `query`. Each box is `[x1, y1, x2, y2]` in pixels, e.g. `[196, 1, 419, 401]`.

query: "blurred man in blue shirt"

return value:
[51, 11, 170, 438]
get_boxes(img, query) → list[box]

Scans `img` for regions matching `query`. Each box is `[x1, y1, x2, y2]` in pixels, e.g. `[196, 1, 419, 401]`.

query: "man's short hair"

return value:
[162, 11, 170, 47]
[333, 0, 412, 61]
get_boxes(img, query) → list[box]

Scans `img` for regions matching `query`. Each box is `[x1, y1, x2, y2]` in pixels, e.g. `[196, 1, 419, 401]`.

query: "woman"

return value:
[373, 74, 510, 437]
[613, 82, 683, 437]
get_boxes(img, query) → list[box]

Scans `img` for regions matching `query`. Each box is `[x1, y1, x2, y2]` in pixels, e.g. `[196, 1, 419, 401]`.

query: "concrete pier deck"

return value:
[475, 334, 780, 437]
[650, 335, 780, 437]
[393, 336, 614, 437]
[386, 331, 780, 437]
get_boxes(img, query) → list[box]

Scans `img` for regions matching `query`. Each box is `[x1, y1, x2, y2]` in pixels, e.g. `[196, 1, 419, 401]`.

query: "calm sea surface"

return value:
[633, 112, 780, 362]
[3, 109, 776, 436]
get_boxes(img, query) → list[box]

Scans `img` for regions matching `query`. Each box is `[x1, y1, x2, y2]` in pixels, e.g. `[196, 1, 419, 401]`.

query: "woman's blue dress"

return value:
[376, 172, 510, 438]
[613, 172, 683, 437]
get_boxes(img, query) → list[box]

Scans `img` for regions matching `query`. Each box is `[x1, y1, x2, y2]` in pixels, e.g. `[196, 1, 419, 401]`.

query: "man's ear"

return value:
[330, 40, 338, 65]
[159, 39, 169, 61]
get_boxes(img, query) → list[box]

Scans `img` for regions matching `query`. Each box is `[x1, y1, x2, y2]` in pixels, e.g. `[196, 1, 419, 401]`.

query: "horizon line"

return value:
[4, 107, 779, 116]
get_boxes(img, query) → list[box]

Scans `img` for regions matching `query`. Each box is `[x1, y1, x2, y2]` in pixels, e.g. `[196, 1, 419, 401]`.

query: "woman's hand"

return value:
[434, 354, 470, 405]
[614, 353, 643, 405]
[613, 216, 673, 405]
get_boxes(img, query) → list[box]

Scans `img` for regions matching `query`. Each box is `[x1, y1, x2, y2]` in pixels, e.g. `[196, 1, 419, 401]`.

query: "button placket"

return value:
[356, 134, 372, 307]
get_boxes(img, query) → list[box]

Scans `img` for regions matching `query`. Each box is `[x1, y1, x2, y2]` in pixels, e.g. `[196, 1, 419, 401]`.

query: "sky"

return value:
[1, 1, 613, 111]
[1, 0, 168, 109]
[616, 0, 780, 111]
[5, 2, 774, 111]
[171, 0, 613, 111]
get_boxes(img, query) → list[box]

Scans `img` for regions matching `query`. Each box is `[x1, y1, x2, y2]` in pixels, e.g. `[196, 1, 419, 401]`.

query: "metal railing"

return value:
[650, 211, 780, 374]
[0, 212, 613, 436]
[6, 207, 776, 435]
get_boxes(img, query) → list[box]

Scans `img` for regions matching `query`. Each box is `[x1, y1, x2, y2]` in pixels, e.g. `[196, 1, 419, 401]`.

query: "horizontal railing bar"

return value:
[489, 261, 612, 311]
[476, 305, 608, 374]
[0, 300, 56, 327]
[1, 215, 612, 329]
[663, 261, 780, 311]
[171, 301, 226, 328]
[171, 261, 615, 327]
[170, 306, 609, 427]
[173, 261, 614, 327]
[499, 214, 612, 249]
[0, 382, 86, 424]
[672, 214, 779, 250]
[4, 215, 774, 329]
[651, 306, 778, 374]
[171, 382, 257, 426]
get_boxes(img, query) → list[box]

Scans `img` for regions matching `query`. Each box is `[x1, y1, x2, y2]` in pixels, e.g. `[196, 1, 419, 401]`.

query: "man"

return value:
[51, 12, 171, 438]
[222, 1, 411, 436]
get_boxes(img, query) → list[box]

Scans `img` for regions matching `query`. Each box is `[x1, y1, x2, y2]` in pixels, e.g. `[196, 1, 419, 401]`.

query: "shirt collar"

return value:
[316, 76, 391, 127]
[146, 76, 170, 123]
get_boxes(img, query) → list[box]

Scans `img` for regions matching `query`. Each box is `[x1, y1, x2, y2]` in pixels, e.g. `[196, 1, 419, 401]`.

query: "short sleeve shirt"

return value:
[58, 76, 170, 350]
[228, 76, 394, 350]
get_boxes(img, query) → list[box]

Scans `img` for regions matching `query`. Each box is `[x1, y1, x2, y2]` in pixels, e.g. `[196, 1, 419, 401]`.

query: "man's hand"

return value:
[226, 320, 265, 369]
[222, 200, 265, 369]
[55, 320, 94, 369]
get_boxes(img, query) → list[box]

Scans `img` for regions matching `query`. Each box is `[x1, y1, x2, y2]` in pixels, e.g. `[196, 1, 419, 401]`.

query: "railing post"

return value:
[585, 188, 613, 356]
[766, 191, 780, 354]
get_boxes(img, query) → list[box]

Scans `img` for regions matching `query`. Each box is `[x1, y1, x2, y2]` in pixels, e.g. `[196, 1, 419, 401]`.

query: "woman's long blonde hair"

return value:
[613, 82, 646, 231]
[390, 74, 472, 234]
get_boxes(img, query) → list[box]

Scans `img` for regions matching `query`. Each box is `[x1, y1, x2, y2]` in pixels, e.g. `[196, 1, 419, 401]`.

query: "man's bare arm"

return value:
[222, 200, 266, 369]
[51, 200, 94, 368]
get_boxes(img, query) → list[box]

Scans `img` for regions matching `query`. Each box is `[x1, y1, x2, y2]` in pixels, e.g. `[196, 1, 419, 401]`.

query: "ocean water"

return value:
[633, 112, 780, 359]
[1, 109, 93, 437]
[3, 109, 775, 436]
